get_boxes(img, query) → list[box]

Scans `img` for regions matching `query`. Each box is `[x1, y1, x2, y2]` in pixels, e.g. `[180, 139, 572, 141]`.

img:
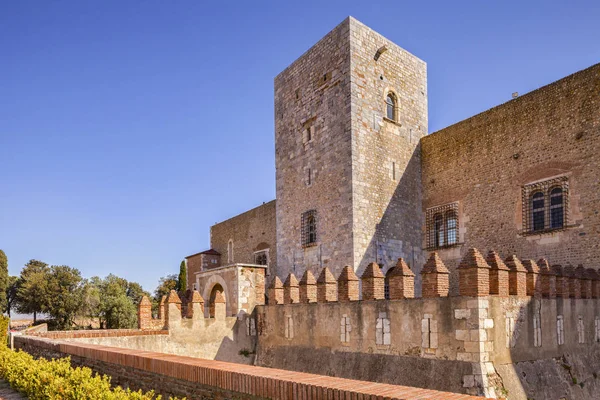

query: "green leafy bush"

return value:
[0, 315, 8, 347]
[0, 346, 184, 400]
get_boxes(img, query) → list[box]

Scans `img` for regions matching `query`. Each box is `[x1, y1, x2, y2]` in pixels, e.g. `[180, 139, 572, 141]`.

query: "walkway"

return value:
[0, 380, 25, 400]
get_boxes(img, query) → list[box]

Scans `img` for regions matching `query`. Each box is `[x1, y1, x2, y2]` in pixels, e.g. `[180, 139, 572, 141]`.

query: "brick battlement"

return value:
[267, 249, 600, 305]
[14, 335, 487, 400]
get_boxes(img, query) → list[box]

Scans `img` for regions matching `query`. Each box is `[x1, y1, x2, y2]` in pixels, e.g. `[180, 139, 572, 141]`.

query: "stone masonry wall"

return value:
[275, 18, 354, 281]
[210, 200, 276, 274]
[14, 335, 483, 400]
[420, 63, 600, 295]
[349, 18, 428, 285]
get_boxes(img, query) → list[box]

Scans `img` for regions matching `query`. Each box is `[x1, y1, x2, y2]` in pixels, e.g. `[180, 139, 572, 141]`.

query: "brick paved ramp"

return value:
[16, 335, 489, 399]
[0, 380, 25, 400]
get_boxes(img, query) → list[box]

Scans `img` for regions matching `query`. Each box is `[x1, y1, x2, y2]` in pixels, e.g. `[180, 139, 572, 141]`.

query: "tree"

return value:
[44, 265, 84, 330]
[177, 260, 187, 292]
[78, 277, 102, 327]
[0, 250, 7, 312]
[154, 274, 178, 301]
[153, 274, 178, 316]
[5, 276, 20, 317]
[85, 274, 148, 329]
[16, 260, 50, 323]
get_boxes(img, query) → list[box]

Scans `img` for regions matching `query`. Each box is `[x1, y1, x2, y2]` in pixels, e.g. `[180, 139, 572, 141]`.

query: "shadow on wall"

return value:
[356, 145, 426, 296]
[501, 260, 600, 400]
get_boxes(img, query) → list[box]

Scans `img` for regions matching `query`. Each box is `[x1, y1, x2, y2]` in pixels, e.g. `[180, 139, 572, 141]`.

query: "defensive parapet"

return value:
[258, 248, 600, 398]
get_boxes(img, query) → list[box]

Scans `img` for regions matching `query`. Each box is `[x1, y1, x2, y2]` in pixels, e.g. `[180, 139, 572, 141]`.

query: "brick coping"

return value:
[25, 329, 168, 339]
[15, 336, 488, 400]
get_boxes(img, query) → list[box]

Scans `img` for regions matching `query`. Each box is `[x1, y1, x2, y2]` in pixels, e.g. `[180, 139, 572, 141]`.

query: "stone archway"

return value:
[208, 283, 225, 318]
[202, 274, 232, 316]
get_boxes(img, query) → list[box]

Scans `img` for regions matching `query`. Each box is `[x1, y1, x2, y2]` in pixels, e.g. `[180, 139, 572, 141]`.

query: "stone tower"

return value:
[275, 17, 427, 285]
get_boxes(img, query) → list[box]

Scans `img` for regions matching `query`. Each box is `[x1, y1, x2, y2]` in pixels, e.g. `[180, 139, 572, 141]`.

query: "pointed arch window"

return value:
[386, 93, 397, 121]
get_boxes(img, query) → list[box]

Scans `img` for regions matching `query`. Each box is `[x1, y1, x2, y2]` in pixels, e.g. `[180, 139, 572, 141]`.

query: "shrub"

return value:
[0, 346, 184, 399]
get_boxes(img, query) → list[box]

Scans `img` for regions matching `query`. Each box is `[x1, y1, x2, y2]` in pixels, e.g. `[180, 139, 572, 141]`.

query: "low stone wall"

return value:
[64, 317, 255, 364]
[26, 329, 168, 340]
[13, 335, 486, 400]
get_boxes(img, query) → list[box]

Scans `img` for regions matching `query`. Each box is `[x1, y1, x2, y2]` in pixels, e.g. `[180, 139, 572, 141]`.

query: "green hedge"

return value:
[0, 346, 183, 400]
[0, 315, 8, 347]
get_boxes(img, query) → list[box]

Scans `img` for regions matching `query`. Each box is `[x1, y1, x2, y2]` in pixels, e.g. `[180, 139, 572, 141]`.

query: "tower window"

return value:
[386, 93, 397, 121]
[227, 239, 234, 263]
[301, 210, 317, 247]
[254, 250, 269, 266]
[308, 168, 312, 186]
[522, 177, 568, 234]
[426, 203, 459, 250]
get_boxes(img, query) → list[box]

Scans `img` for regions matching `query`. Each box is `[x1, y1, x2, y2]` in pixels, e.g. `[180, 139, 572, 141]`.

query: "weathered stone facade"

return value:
[273, 17, 427, 284]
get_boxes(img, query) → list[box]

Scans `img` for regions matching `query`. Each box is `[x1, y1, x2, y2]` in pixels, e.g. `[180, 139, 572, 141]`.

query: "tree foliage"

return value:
[177, 260, 187, 292]
[154, 274, 178, 301]
[0, 250, 7, 312]
[16, 260, 50, 322]
[79, 274, 149, 329]
[44, 265, 84, 330]
[5, 276, 19, 317]
[11, 257, 149, 330]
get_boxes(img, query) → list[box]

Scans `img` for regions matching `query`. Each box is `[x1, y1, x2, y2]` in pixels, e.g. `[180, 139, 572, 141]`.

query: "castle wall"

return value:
[210, 200, 276, 274]
[275, 18, 354, 280]
[348, 18, 428, 281]
[421, 63, 600, 294]
[254, 298, 473, 394]
[254, 296, 600, 399]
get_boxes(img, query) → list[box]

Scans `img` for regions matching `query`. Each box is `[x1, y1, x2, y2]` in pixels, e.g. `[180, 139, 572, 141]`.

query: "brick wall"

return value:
[421, 63, 600, 295]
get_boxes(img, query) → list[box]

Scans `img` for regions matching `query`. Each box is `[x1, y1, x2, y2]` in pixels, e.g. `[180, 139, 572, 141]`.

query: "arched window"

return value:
[531, 192, 545, 231]
[522, 176, 568, 234]
[386, 93, 396, 121]
[426, 203, 459, 249]
[550, 187, 564, 229]
[434, 213, 444, 248]
[446, 211, 458, 245]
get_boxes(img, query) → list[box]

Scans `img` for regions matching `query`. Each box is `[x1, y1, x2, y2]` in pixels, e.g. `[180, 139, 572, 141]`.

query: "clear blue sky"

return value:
[1, 1, 599, 293]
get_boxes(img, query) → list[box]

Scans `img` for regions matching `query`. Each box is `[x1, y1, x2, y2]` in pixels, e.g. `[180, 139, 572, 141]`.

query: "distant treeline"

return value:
[0, 249, 186, 331]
